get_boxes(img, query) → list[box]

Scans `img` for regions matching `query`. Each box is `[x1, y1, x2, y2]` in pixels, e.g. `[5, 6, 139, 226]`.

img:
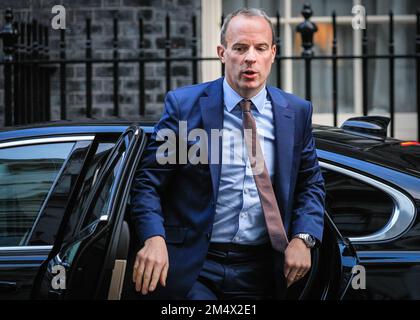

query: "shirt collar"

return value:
[223, 78, 267, 114]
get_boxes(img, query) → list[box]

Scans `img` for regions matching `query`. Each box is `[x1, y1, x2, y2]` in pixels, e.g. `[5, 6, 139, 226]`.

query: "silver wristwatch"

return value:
[293, 233, 316, 248]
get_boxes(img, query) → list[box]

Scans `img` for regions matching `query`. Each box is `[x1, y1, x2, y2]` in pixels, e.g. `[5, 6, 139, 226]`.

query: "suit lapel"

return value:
[267, 86, 295, 217]
[200, 78, 224, 202]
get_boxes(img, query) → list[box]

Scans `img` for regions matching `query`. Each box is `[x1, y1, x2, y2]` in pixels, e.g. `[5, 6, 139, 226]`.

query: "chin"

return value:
[241, 82, 261, 91]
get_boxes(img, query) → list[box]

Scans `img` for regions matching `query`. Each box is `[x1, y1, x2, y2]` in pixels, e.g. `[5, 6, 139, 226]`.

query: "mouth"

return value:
[241, 70, 258, 79]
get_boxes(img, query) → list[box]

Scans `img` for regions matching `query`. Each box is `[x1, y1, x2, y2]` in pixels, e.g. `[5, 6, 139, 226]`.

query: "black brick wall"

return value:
[0, 0, 201, 126]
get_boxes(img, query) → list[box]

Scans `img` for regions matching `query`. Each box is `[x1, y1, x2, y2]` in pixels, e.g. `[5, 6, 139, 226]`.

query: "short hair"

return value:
[220, 8, 275, 47]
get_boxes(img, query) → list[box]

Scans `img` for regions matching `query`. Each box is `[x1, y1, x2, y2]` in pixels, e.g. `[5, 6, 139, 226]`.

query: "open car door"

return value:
[33, 125, 146, 299]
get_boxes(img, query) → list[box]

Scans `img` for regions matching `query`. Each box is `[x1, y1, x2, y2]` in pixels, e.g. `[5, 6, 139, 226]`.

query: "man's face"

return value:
[217, 15, 276, 98]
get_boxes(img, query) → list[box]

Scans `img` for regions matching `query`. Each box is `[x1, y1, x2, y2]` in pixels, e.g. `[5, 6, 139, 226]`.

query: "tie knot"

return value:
[240, 99, 252, 112]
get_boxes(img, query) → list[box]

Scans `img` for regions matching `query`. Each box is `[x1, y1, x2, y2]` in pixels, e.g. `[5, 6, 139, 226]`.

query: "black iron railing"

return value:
[1, 4, 420, 139]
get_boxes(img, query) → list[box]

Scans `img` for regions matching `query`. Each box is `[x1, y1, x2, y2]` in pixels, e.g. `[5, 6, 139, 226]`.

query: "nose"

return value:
[244, 47, 257, 64]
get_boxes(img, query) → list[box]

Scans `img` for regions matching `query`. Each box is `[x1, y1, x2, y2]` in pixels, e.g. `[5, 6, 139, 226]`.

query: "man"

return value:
[130, 8, 325, 300]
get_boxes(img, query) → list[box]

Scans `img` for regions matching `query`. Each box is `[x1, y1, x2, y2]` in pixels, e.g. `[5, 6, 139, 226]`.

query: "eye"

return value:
[233, 46, 246, 52]
[257, 46, 268, 51]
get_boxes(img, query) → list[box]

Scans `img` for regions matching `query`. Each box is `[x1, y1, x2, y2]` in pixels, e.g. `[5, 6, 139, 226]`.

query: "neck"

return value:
[226, 80, 266, 100]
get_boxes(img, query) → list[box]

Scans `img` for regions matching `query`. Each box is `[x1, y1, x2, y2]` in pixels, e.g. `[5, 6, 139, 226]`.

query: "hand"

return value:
[284, 237, 311, 288]
[132, 235, 169, 295]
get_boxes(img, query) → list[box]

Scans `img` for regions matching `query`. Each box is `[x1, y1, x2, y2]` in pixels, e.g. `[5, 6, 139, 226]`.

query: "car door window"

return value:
[0, 142, 75, 246]
[322, 168, 395, 238]
[62, 141, 116, 236]
[82, 142, 128, 229]
[93, 157, 123, 219]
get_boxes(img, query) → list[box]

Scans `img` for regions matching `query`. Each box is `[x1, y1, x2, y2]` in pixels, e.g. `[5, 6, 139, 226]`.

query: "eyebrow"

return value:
[232, 42, 270, 47]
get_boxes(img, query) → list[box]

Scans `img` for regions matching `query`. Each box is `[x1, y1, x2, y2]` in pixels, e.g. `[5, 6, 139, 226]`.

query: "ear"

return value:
[271, 44, 277, 64]
[217, 45, 226, 64]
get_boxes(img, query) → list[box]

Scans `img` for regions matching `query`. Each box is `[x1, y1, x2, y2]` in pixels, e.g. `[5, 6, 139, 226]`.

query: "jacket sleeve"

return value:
[130, 91, 180, 243]
[290, 102, 326, 244]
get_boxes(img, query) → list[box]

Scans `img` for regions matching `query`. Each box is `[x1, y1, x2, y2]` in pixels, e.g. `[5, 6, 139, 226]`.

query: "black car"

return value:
[0, 117, 419, 300]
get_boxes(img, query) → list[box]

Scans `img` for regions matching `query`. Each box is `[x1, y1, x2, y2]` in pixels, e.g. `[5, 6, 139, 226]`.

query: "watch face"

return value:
[295, 234, 315, 247]
[307, 235, 315, 246]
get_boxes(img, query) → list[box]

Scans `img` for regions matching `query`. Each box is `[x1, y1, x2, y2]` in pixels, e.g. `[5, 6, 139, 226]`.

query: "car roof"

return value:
[313, 124, 420, 178]
[0, 120, 155, 140]
[1, 121, 419, 178]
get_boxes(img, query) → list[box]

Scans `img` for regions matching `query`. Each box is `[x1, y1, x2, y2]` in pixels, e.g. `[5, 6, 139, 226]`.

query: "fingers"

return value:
[284, 240, 312, 288]
[149, 261, 166, 292]
[134, 257, 146, 292]
[132, 240, 169, 295]
[141, 262, 154, 294]
[284, 258, 311, 287]
[286, 267, 299, 288]
[285, 265, 311, 287]
[284, 263, 292, 281]
[132, 259, 139, 283]
[160, 263, 169, 287]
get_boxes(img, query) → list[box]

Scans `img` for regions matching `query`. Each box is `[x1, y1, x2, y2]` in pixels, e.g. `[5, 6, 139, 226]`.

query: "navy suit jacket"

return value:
[131, 77, 325, 299]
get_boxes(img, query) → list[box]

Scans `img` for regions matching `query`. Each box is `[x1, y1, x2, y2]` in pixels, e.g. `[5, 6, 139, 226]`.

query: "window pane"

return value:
[367, 22, 417, 113]
[292, 0, 353, 17]
[87, 155, 123, 226]
[82, 142, 126, 229]
[294, 22, 354, 56]
[222, 0, 284, 16]
[0, 142, 75, 246]
[363, 0, 418, 15]
[290, 59, 355, 114]
[292, 22, 354, 113]
[62, 141, 115, 238]
[322, 168, 394, 238]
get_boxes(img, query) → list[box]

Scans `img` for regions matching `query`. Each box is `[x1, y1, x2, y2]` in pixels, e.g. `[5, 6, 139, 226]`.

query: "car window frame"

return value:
[75, 131, 133, 234]
[318, 159, 416, 244]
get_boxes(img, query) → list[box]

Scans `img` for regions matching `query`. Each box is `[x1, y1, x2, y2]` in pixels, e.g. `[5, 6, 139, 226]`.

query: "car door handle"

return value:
[0, 281, 17, 293]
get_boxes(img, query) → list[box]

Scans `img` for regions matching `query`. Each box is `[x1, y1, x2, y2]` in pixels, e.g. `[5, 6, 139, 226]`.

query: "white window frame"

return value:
[201, 0, 223, 83]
